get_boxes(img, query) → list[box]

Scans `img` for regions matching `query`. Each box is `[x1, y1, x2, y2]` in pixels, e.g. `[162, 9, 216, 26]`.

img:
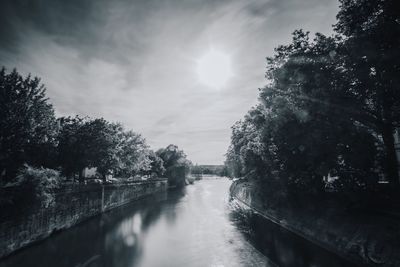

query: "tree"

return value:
[13, 165, 62, 208]
[156, 144, 191, 186]
[0, 68, 57, 183]
[58, 117, 121, 182]
[147, 150, 165, 177]
[335, 0, 400, 187]
[1, 67, 176, 185]
[226, 30, 379, 193]
[82, 119, 121, 181]
[259, 30, 378, 192]
[116, 130, 151, 178]
[57, 116, 86, 179]
[225, 111, 266, 179]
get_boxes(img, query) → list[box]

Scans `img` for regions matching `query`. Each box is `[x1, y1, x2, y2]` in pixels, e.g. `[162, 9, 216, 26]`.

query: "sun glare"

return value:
[196, 49, 232, 89]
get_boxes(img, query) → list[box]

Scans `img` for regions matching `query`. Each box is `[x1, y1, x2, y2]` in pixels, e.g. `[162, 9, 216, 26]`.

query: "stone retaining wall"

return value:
[230, 179, 400, 267]
[0, 179, 167, 258]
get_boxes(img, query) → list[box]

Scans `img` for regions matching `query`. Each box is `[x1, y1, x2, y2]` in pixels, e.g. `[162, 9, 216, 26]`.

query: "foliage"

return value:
[0, 67, 193, 215]
[81, 119, 121, 179]
[156, 144, 191, 170]
[225, 5, 399, 193]
[191, 165, 226, 176]
[10, 165, 62, 208]
[57, 116, 86, 179]
[334, 0, 400, 186]
[58, 117, 154, 181]
[156, 144, 191, 186]
[146, 150, 165, 177]
[0, 68, 58, 183]
[116, 130, 151, 177]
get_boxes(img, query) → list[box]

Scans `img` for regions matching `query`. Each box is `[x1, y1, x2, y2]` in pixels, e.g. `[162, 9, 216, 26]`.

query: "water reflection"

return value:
[229, 200, 356, 267]
[1, 179, 354, 267]
[102, 188, 186, 267]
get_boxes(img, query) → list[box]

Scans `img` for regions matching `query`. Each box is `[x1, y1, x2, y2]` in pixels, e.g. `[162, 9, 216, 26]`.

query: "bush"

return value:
[10, 165, 63, 208]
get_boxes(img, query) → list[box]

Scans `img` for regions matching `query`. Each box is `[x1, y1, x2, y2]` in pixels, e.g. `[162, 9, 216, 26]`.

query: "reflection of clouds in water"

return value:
[124, 235, 135, 247]
[112, 212, 143, 247]
[102, 211, 146, 267]
[132, 213, 142, 233]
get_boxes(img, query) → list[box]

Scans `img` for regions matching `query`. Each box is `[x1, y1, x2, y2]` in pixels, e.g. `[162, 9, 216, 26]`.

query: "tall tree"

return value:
[58, 117, 121, 182]
[0, 68, 57, 183]
[57, 116, 85, 179]
[146, 150, 165, 177]
[156, 144, 191, 186]
[335, 0, 400, 187]
[260, 30, 378, 191]
[82, 119, 121, 181]
[116, 130, 151, 178]
[226, 30, 379, 193]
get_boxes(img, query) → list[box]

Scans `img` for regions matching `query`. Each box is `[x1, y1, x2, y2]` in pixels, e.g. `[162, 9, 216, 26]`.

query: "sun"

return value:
[196, 49, 233, 89]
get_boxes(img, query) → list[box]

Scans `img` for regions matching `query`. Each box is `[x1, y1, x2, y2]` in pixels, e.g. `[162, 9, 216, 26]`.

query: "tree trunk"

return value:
[381, 124, 400, 189]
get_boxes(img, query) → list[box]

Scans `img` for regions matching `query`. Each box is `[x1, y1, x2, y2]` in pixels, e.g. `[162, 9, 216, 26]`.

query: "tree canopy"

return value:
[156, 144, 192, 186]
[1, 68, 191, 185]
[226, 0, 400, 192]
[0, 68, 57, 182]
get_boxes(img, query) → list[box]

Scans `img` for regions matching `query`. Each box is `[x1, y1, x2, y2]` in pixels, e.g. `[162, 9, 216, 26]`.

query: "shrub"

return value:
[11, 165, 63, 208]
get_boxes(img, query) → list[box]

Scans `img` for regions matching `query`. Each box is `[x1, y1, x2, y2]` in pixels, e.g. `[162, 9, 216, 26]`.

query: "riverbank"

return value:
[230, 179, 400, 267]
[0, 179, 167, 259]
[1, 178, 273, 267]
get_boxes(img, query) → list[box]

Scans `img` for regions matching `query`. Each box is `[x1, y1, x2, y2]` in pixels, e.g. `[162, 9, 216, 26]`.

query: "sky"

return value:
[0, 0, 339, 165]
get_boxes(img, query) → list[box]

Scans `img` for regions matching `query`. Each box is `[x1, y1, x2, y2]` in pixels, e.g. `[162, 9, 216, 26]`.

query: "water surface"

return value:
[1, 178, 353, 267]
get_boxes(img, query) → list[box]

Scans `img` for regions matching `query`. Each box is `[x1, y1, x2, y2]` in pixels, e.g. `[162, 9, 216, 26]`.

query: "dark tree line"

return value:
[0, 67, 191, 186]
[225, 0, 400, 193]
[191, 165, 227, 176]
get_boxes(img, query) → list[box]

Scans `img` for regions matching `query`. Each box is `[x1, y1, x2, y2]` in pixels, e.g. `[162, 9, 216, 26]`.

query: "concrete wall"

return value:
[230, 179, 400, 267]
[0, 179, 167, 258]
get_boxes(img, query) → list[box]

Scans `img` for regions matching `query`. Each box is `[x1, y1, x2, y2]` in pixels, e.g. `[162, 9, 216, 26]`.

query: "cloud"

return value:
[0, 0, 339, 164]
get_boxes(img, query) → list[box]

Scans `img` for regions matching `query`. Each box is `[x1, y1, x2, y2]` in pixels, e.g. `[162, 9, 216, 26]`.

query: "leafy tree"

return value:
[1, 67, 180, 187]
[226, 30, 379, 193]
[57, 116, 85, 179]
[13, 165, 62, 208]
[58, 117, 121, 182]
[190, 165, 225, 176]
[260, 30, 378, 192]
[0, 68, 57, 183]
[82, 119, 121, 180]
[335, 0, 400, 187]
[226, 111, 266, 179]
[116, 130, 151, 178]
[218, 165, 229, 177]
[156, 144, 191, 186]
[146, 150, 165, 177]
[225, 146, 244, 178]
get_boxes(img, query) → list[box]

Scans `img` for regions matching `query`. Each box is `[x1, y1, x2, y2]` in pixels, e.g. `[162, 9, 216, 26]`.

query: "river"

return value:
[1, 178, 354, 267]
